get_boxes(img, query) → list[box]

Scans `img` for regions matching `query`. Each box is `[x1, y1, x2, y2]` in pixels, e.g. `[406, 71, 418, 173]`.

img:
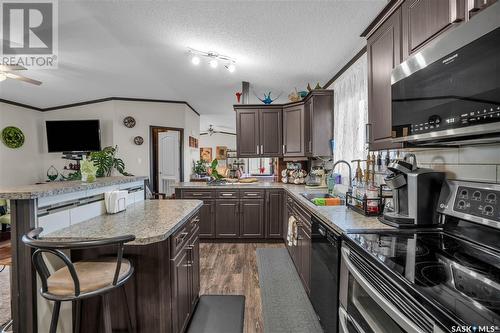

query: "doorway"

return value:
[150, 126, 184, 197]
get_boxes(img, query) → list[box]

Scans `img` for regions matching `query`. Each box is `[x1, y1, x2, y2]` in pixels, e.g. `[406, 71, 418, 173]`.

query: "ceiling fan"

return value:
[0, 64, 42, 85]
[200, 125, 236, 136]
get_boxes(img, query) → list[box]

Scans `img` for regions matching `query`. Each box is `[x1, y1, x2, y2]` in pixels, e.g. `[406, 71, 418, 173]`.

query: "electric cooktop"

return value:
[346, 230, 500, 328]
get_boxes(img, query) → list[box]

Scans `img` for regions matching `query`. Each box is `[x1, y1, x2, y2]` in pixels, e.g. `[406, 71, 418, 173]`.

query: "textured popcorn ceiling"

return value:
[0, 0, 385, 124]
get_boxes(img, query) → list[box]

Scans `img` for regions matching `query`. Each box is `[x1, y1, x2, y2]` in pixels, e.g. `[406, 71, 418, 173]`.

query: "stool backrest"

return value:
[22, 227, 135, 298]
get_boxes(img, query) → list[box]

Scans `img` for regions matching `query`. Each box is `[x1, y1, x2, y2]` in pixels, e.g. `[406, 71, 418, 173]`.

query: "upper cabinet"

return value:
[235, 90, 333, 158]
[364, 0, 497, 151]
[236, 109, 260, 157]
[283, 105, 305, 157]
[402, 0, 464, 58]
[367, 7, 403, 150]
[235, 107, 282, 157]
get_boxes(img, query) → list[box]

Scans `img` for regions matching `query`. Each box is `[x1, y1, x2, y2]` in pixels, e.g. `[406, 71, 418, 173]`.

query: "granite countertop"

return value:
[43, 199, 203, 245]
[175, 182, 394, 234]
[0, 176, 148, 200]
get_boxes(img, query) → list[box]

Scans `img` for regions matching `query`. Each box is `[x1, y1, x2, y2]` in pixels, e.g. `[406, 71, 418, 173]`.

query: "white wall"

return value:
[0, 103, 43, 187]
[0, 100, 200, 186]
[199, 133, 237, 158]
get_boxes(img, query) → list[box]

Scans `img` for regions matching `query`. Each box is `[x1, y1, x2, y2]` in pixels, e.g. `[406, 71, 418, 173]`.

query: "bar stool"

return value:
[22, 227, 135, 333]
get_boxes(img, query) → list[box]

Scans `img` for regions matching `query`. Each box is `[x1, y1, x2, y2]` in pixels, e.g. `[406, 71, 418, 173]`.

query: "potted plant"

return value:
[89, 146, 133, 177]
[80, 158, 98, 183]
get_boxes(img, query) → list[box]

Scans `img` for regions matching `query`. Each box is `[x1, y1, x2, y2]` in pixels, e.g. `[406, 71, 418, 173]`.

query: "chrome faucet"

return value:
[331, 160, 353, 190]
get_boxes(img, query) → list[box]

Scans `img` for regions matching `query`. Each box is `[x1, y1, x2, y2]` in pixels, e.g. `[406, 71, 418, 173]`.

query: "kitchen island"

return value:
[0, 176, 199, 333]
[46, 199, 203, 333]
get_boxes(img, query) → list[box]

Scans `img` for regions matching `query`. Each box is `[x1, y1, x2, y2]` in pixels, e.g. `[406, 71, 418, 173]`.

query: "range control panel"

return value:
[453, 186, 499, 222]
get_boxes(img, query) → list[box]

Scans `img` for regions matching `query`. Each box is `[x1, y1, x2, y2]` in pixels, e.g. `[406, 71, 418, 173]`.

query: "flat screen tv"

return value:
[46, 120, 101, 153]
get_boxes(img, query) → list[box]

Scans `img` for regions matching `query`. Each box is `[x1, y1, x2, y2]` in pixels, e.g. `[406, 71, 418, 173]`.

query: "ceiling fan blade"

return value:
[5, 72, 42, 85]
[0, 64, 27, 71]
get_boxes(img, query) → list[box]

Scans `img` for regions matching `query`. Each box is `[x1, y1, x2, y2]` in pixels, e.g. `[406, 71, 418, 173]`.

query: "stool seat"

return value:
[47, 258, 132, 297]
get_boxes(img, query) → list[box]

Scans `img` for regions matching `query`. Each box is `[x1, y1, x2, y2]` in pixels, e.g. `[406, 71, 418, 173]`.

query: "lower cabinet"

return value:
[171, 247, 191, 333]
[240, 199, 265, 238]
[298, 223, 311, 295]
[267, 190, 284, 239]
[171, 217, 200, 333]
[199, 200, 215, 238]
[215, 200, 240, 238]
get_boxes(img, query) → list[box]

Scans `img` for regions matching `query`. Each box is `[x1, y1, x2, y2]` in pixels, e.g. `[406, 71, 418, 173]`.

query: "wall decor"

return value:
[123, 116, 136, 128]
[216, 146, 228, 160]
[200, 147, 212, 162]
[46, 165, 59, 181]
[254, 91, 282, 105]
[1, 126, 25, 149]
[134, 136, 144, 145]
[235, 91, 242, 103]
[189, 136, 199, 148]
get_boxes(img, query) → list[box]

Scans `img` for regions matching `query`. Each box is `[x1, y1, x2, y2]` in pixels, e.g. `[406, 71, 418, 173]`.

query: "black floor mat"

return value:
[187, 295, 245, 333]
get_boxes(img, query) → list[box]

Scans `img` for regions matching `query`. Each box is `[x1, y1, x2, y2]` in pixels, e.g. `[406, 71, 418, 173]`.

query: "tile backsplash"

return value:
[404, 144, 500, 183]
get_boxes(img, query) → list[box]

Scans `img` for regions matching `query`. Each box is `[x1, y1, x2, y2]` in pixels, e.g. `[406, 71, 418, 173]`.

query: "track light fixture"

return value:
[188, 48, 236, 73]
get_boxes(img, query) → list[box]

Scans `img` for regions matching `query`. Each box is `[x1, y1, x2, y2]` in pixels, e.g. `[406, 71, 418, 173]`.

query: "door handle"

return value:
[365, 123, 372, 144]
[340, 246, 426, 333]
[283, 144, 286, 154]
[257, 145, 260, 154]
[260, 145, 263, 154]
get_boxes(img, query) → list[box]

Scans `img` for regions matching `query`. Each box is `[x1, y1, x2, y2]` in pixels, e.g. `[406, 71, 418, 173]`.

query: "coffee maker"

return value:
[380, 153, 445, 228]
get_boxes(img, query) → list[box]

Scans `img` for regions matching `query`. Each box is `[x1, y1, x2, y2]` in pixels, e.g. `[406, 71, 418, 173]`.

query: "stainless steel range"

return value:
[339, 180, 500, 333]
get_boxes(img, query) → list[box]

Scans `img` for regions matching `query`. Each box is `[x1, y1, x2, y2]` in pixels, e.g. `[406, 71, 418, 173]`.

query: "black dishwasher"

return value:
[311, 215, 341, 333]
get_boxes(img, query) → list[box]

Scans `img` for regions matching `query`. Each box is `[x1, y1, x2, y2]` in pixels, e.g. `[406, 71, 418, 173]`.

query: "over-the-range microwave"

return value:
[391, 2, 500, 146]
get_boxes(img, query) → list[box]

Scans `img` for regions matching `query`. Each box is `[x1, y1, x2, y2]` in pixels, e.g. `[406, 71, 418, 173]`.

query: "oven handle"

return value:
[339, 306, 364, 333]
[341, 247, 426, 333]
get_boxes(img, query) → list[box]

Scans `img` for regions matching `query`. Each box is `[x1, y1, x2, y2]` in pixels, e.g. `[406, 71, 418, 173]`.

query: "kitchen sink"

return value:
[301, 193, 344, 206]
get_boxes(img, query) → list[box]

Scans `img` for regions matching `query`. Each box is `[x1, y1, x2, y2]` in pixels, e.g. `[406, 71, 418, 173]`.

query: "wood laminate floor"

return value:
[200, 242, 285, 333]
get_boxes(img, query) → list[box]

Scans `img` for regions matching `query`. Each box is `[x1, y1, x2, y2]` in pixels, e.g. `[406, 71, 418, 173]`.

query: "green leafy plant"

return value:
[193, 160, 207, 175]
[209, 159, 223, 180]
[61, 171, 81, 181]
[89, 146, 133, 177]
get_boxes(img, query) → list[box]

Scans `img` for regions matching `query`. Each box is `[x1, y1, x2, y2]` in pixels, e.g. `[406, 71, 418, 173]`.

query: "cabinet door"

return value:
[299, 226, 311, 295]
[402, 0, 462, 58]
[240, 199, 265, 238]
[188, 233, 200, 310]
[236, 109, 259, 157]
[283, 105, 304, 156]
[259, 108, 283, 156]
[171, 249, 191, 333]
[304, 99, 312, 156]
[199, 200, 215, 238]
[215, 200, 240, 238]
[367, 7, 403, 150]
[468, 0, 497, 17]
[266, 190, 283, 239]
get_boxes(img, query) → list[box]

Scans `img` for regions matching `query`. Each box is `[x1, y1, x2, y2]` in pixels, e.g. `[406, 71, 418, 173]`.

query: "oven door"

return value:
[339, 245, 442, 333]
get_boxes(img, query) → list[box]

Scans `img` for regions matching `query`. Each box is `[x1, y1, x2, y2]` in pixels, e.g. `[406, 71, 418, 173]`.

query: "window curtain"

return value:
[332, 53, 368, 184]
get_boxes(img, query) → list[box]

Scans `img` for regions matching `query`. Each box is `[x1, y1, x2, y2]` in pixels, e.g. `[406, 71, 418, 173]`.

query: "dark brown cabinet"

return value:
[170, 215, 200, 333]
[298, 223, 311, 295]
[260, 109, 283, 156]
[283, 105, 305, 156]
[304, 92, 334, 157]
[367, 7, 403, 151]
[236, 109, 259, 156]
[215, 200, 240, 238]
[199, 200, 215, 238]
[235, 107, 282, 157]
[402, 0, 463, 58]
[266, 190, 284, 239]
[240, 199, 265, 238]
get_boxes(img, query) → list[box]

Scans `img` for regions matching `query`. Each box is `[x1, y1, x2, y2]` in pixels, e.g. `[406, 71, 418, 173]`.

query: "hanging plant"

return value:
[89, 146, 133, 177]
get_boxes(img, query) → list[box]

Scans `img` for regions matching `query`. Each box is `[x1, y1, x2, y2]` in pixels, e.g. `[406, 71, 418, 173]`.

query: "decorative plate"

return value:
[1, 126, 25, 149]
[123, 116, 136, 128]
[134, 136, 144, 145]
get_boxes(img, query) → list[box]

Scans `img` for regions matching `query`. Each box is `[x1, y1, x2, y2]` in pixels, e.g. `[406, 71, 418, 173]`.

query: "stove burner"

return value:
[415, 262, 449, 287]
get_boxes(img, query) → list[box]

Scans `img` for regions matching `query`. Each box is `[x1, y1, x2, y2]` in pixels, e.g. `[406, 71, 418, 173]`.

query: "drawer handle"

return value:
[246, 193, 259, 196]
[221, 193, 234, 196]
[192, 193, 204, 196]
[177, 232, 189, 241]
[183, 263, 193, 267]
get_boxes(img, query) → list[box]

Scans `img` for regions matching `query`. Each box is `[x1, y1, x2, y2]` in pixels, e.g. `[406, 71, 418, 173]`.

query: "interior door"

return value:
[158, 131, 180, 196]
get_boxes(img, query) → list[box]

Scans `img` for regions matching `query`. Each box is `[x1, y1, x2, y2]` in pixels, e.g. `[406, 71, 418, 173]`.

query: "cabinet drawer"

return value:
[241, 189, 265, 199]
[171, 214, 199, 256]
[216, 190, 240, 199]
[182, 190, 214, 199]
